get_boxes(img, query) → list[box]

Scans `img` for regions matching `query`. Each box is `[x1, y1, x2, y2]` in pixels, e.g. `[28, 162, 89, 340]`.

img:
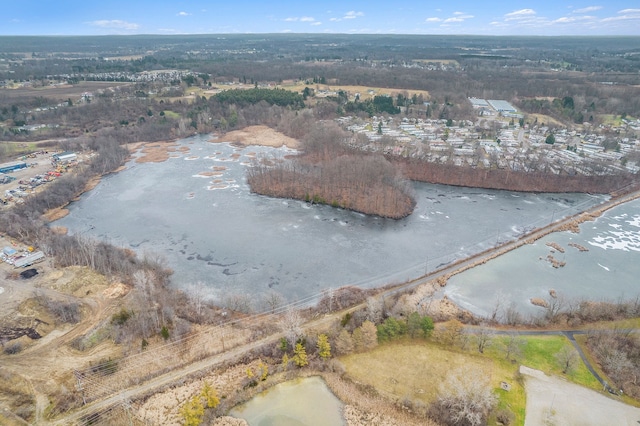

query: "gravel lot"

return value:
[521, 366, 640, 426]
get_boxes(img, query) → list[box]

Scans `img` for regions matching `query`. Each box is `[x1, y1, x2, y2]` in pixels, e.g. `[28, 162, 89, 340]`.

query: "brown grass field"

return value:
[0, 81, 131, 100]
[280, 83, 430, 101]
[340, 340, 526, 425]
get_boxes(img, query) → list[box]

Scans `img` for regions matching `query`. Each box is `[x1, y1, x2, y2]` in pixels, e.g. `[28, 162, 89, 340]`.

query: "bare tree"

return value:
[556, 346, 579, 374]
[366, 296, 384, 323]
[435, 319, 465, 348]
[604, 349, 634, 384]
[223, 293, 253, 314]
[430, 367, 497, 426]
[262, 291, 283, 314]
[359, 320, 378, 351]
[504, 302, 523, 326]
[334, 329, 354, 355]
[190, 281, 207, 320]
[489, 290, 508, 323]
[546, 293, 567, 323]
[279, 307, 303, 347]
[503, 333, 526, 362]
[473, 325, 494, 354]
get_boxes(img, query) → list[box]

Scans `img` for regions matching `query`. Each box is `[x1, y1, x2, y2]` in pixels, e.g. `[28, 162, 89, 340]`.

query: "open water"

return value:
[229, 376, 344, 425]
[55, 134, 614, 311]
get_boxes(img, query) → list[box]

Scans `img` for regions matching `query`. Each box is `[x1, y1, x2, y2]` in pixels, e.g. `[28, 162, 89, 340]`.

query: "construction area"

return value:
[0, 151, 81, 206]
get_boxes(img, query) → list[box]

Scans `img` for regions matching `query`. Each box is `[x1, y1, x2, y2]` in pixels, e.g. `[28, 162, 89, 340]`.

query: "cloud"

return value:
[553, 15, 596, 24]
[601, 9, 640, 22]
[311, 21, 322, 26]
[284, 16, 317, 23]
[427, 12, 472, 25]
[344, 11, 364, 20]
[505, 9, 537, 20]
[177, 11, 191, 16]
[88, 20, 140, 30]
[329, 11, 364, 22]
[573, 6, 602, 14]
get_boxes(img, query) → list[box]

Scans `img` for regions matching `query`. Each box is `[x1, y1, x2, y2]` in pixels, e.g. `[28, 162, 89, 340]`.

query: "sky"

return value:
[2, 1, 640, 36]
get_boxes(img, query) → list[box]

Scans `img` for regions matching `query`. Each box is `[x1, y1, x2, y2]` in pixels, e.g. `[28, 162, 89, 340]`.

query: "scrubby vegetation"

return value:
[247, 123, 416, 218]
[588, 330, 640, 399]
[395, 157, 637, 194]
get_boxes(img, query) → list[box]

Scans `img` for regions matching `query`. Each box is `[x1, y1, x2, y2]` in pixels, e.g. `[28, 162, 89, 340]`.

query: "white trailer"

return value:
[14, 251, 45, 268]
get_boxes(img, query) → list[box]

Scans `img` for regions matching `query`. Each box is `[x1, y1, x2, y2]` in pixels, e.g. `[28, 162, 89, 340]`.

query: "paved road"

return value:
[564, 331, 609, 391]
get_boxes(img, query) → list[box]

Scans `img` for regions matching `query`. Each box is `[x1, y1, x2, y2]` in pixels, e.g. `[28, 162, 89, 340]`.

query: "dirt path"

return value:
[50, 333, 283, 425]
[520, 366, 640, 426]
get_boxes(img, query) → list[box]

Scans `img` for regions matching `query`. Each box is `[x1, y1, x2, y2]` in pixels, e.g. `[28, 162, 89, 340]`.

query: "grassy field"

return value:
[489, 335, 600, 389]
[598, 114, 635, 126]
[161, 110, 181, 120]
[525, 113, 565, 127]
[339, 332, 615, 426]
[280, 83, 430, 101]
[340, 340, 526, 425]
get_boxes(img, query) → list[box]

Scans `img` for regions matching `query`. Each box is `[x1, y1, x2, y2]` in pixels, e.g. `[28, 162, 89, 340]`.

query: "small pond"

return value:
[229, 376, 345, 426]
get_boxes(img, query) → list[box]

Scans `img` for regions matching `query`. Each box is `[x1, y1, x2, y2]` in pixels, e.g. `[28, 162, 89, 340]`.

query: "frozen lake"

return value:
[445, 197, 640, 317]
[55, 134, 611, 311]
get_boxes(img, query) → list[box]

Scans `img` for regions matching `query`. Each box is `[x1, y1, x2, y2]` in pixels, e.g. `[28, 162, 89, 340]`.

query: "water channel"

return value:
[55, 134, 629, 314]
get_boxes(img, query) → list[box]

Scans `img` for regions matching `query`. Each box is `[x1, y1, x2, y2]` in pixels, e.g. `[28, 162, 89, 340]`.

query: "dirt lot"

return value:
[521, 366, 640, 426]
[214, 125, 300, 149]
[0, 234, 126, 423]
[1, 150, 88, 208]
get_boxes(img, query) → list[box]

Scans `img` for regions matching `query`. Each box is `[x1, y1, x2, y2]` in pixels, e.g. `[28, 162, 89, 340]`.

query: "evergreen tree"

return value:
[180, 394, 205, 426]
[293, 342, 308, 367]
[200, 382, 220, 409]
[317, 334, 331, 360]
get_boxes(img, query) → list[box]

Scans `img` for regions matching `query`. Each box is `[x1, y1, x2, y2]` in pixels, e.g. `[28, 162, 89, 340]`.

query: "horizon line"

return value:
[1, 32, 640, 38]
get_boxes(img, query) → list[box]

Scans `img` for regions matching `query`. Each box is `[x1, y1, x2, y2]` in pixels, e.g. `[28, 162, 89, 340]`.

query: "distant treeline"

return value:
[394, 157, 639, 194]
[247, 124, 416, 219]
[212, 88, 304, 108]
[344, 95, 401, 115]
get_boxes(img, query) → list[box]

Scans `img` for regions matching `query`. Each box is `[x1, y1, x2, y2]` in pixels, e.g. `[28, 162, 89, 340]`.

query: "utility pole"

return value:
[74, 370, 87, 405]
